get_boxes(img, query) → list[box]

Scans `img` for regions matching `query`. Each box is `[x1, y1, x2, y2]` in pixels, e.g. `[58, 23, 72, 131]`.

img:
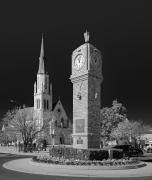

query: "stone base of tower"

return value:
[73, 134, 88, 149]
[72, 134, 100, 149]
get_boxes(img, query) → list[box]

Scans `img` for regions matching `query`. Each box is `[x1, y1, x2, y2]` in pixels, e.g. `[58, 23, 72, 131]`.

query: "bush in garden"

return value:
[113, 149, 123, 159]
[49, 146, 124, 161]
[49, 146, 110, 160]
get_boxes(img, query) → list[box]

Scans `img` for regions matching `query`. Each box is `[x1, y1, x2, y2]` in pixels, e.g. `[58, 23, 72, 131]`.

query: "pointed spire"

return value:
[84, 30, 89, 43]
[40, 33, 44, 58]
[38, 33, 45, 74]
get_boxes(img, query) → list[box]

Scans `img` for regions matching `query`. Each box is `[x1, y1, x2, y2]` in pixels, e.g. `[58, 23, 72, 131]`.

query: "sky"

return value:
[0, 0, 152, 125]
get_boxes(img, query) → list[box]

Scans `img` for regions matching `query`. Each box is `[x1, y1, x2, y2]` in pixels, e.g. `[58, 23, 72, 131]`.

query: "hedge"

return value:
[49, 146, 123, 160]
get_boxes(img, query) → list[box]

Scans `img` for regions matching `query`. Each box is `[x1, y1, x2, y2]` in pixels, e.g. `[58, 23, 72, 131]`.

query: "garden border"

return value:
[32, 156, 147, 170]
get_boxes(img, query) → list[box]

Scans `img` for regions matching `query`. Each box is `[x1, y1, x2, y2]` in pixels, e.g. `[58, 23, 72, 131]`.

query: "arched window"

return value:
[45, 77, 47, 90]
[47, 100, 49, 110]
[44, 99, 46, 110]
[37, 99, 40, 109]
[60, 136, 64, 144]
[61, 118, 64, 128]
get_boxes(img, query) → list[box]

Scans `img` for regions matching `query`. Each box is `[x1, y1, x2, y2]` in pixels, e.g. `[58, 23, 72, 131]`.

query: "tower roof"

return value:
[38, 34, 45, 74]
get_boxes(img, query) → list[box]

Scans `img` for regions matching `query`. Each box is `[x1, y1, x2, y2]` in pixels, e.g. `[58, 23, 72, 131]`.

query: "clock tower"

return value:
[70, 31, 103, 149]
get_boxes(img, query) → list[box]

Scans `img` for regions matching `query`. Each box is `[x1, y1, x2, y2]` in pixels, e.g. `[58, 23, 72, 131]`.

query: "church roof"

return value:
[52, 101, 58, 110]
[38, 34, 45, 74]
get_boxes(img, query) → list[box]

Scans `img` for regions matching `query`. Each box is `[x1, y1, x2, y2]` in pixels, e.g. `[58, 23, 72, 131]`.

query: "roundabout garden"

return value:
[32, 146, 146, 169]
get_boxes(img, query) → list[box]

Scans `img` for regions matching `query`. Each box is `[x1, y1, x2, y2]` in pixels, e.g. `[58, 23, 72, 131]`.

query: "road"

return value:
[0, 153, 152, 180]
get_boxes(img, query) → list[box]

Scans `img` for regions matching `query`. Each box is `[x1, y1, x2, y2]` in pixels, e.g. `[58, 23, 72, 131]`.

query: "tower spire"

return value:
[38, 33, 45, 74]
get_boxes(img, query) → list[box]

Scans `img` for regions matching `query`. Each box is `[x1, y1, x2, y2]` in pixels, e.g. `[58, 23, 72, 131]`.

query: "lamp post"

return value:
[52, 129, 55, 146]
[50, 117, 56, 146]
[129, 129, 132, 144]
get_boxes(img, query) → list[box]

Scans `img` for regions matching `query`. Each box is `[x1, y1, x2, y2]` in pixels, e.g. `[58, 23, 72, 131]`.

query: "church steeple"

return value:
[38, 34, 45, 74]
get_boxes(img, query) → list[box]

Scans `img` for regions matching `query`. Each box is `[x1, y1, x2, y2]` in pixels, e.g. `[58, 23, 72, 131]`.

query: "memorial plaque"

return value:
[75, 119, 85, 133]
[77, 137, 83, 144]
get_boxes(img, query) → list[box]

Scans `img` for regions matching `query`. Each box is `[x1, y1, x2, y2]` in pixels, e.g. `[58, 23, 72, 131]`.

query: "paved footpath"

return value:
[0, 146, 49, 156]
[1, 147, 152, 178]
[3, 158, 152, 178]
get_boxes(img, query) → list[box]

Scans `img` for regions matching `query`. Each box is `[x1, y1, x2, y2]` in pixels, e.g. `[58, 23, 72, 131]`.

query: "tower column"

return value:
[70, 32, 103, 149]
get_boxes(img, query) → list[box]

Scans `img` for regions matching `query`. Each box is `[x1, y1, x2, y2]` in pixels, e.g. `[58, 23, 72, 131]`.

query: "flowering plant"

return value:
[33, 155, 139, 166]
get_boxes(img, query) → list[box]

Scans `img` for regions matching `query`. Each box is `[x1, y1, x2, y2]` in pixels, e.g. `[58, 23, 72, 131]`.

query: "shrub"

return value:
[113, 149, 123, 159]
[49, 146, 124, 161]
[49, 146, 109, 160]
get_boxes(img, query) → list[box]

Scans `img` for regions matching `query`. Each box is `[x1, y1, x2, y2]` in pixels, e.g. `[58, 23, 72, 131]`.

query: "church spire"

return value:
[38, 34, 45, 74]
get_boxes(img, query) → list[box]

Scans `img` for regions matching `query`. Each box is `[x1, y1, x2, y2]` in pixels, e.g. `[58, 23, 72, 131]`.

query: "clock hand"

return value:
[80, 81, 83, 91]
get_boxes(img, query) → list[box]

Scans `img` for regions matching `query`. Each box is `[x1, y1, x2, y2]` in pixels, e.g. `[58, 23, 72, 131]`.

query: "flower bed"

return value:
[33, 155, 140, 167]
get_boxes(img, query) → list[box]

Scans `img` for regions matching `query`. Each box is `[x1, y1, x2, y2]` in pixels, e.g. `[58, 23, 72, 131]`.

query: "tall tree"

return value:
[111, 119, 144, 146]
[100, 100, 127, 145]
[2, 106, 50, 151]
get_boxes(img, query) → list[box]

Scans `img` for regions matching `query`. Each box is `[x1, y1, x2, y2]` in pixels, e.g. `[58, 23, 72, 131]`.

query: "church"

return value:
[33, 35, 72, 145]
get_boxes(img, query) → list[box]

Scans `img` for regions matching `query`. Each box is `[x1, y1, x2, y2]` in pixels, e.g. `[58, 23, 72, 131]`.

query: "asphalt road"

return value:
[0, 153, 152, 180]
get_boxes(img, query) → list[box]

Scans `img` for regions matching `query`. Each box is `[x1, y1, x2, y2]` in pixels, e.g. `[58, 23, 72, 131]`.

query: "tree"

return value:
[100, 100, 127, 145]
[111, 119, 144, 145]
[0, 124, 17, 145]
[2, 106, 50, 152]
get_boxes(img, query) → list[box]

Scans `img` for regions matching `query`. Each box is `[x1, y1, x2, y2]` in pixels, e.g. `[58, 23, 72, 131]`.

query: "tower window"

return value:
[44, 99, 46, 110]
[37, 99, 40, 109]
[47, 100, 49, 110]
[45, 77, 47, 90]
[61, 118, 64, 128]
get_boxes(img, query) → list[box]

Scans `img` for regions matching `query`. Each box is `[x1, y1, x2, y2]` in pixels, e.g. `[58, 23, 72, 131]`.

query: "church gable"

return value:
[52, 100, 68, 128]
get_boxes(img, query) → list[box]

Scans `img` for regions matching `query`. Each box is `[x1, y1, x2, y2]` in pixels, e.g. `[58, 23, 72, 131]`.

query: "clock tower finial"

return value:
[84, 30, 89, 43]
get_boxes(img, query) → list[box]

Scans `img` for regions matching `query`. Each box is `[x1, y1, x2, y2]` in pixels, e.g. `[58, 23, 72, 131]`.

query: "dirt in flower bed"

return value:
[32, 155, 141, 167]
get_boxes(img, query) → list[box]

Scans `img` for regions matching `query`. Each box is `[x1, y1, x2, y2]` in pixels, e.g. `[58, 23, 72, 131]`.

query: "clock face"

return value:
[74, 54, 85, 70]
[92, 53, 99, 67]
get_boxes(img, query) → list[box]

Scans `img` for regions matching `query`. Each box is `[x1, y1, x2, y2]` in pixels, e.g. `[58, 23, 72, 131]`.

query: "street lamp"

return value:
[49, 116, 56, 146]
